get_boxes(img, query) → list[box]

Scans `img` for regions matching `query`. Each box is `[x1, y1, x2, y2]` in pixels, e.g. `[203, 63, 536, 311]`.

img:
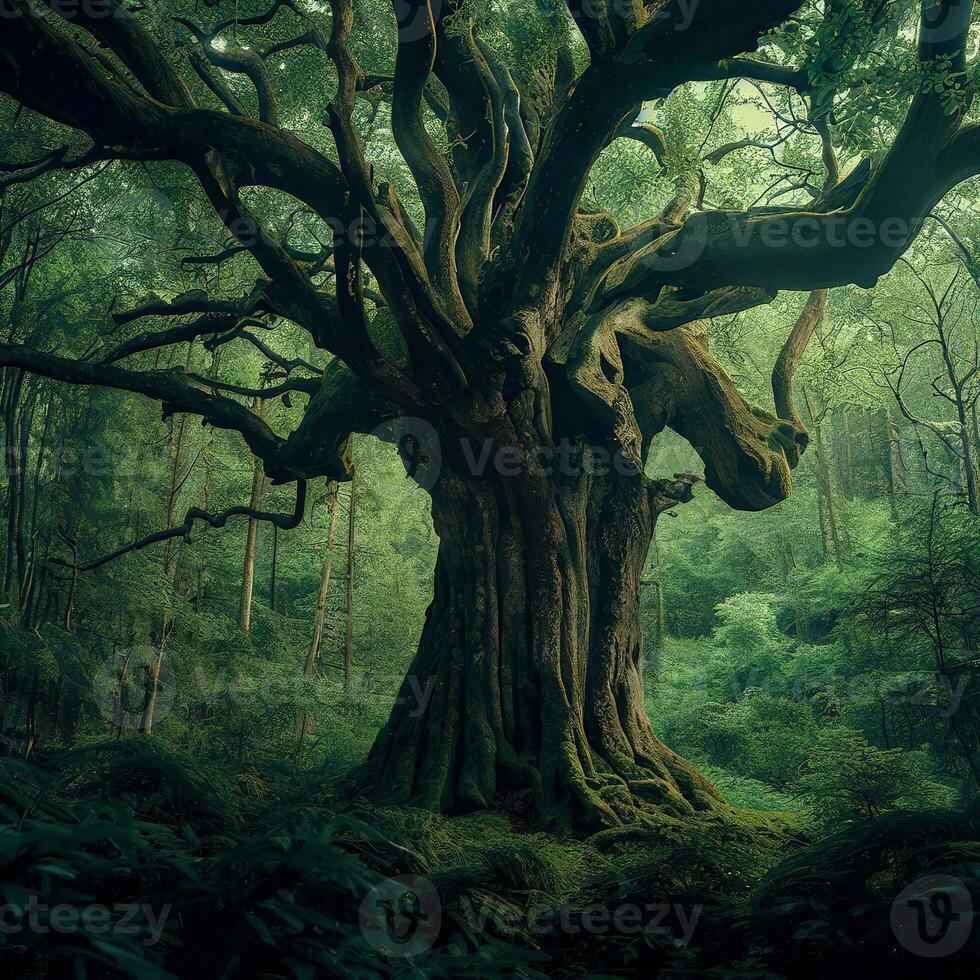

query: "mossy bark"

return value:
[360, 459, 720, 831]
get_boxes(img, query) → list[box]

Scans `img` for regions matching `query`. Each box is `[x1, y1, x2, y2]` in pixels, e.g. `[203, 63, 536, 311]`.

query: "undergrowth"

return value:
[1, 741, 977, 977]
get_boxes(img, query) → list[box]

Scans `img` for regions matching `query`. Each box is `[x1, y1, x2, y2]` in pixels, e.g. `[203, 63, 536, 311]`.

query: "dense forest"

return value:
[1, 0, 979, 976]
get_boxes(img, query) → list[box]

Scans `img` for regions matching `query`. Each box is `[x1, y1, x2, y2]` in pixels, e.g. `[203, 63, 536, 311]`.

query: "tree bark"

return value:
[955, 398, 979, 515]
[834, 405, 856, 499]
[194, 430, 214, 613]
[14, 380, 38, 602]
[2, 368, 26, 599]
[879, 407, 900, 522]
[306, 482, 341, 676]
[269, 524, 278, 613]
[141, 404, 189, 735]
[344, 466, 355, 694]
[644, 579, 666, 683]
[358, 461, 720, 831]
[296, 481, 340, 749]
[240, 397, 266, 632]
[813, 418, 845, 568]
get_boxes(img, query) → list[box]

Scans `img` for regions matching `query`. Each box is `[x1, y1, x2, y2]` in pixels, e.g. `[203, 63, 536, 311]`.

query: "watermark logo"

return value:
[358, 874, 442, 958]
[101, 177, 178, 273]
[93, 644, 176, 731]
[634, 212, 917, 277]
[569, 0, 700, 35]
[890, 873, 973, 958]
[0, 896, 171, 946]
[393, 0, 441, 44]
[920, 0, 973, 48]
[365, 423, 645, 486]
[370, 416, 442, 491]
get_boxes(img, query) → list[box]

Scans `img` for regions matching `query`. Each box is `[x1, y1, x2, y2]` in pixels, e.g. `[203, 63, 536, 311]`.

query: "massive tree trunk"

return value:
[358, 292, 809, 831]
[360, 457, 720, 831]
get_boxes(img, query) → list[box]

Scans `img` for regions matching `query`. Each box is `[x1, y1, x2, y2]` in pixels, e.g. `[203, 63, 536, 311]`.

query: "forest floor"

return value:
[2, 736, 978, 978]
[2, 601, 977, 977]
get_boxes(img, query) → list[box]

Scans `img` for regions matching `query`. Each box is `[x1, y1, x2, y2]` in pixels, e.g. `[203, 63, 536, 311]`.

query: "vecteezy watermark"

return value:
[635, 212, 917, 275]
[93, 645, 177, 732]
[214, 210, 431, 253]
[370, 417, 442, 492]
[91, 665, 438, 725]
[0, 0, 128, 20]
[359, 875, 442, 958]
[920, 0, 973, 48]
[1, 0, 190, 38]
[358, 874, 703, 959]
[459, 896, 702, 945]
[890, 874, 973, 958]
[392, 0, 445, 44]
[730, 664, 975, 718]
[0, 896, 172, 947]
[368, 422, 644, 489]
[8, 439, 206, 485]
[458, 437, 641, 480]
[369, 673, 436, 717]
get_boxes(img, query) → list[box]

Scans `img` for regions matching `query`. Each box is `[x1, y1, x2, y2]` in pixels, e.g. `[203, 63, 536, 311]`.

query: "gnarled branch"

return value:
[772, 288, 829, 459]
[52, 481, 307, 572]
[0, 343, 285, 467]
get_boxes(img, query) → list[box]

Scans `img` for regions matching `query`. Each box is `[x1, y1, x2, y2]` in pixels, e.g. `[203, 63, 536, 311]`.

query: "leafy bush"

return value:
[796, 727, 957, 828]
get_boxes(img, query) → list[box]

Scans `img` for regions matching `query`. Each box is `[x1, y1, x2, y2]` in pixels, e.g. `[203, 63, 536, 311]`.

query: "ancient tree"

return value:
[2, 0, 980, 828]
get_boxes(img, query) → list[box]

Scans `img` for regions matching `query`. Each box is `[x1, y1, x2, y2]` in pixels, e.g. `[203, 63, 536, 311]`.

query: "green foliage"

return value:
[797, 728, 956, 828]
[0, 747, 552, 979]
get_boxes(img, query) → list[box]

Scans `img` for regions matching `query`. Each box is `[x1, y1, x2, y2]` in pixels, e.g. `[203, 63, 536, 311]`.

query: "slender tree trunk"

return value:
[23, 667, 38, 759]
[296, 481, 339, 748]
[2, 368, 26, 597]
[640, 559, 666, 685]
[140, 644, 169, 736]
[194, 430, 214, 613]
[240, 397, 266, 632]
[359, 462, 719, 831]
[141, 401, 189, 735]
[269, 525, 278, 613]
[114, 645, 134, 738]
[62, 533, 78, 633]
[881, 407, 900, 522]
[306, 482, 340, 678]
[803, 388, 846, 565]
[21, 535, 50, 630]
[813, 420, 845, 568]
[344, 467, 355, 694]
[955, 397, 979, 515]
[14, 382, 38, 601]
[835, 405, 856, 498]
[1, 656, 10, 732]
[24, 391, 52, 599]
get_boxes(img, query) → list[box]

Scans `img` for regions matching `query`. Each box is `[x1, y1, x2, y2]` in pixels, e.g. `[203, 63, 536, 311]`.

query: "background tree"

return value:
[881, 265, 980, 513]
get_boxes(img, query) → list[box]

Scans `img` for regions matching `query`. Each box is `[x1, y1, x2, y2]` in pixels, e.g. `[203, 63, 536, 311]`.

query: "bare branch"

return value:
[53, 480, 307, 572]
[0, 343, 285, 467]
[100, 312, 244, 364]
[111, 283, 267, 326]
[389, 0, 469, 328]
[772, 288, 829, 460]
